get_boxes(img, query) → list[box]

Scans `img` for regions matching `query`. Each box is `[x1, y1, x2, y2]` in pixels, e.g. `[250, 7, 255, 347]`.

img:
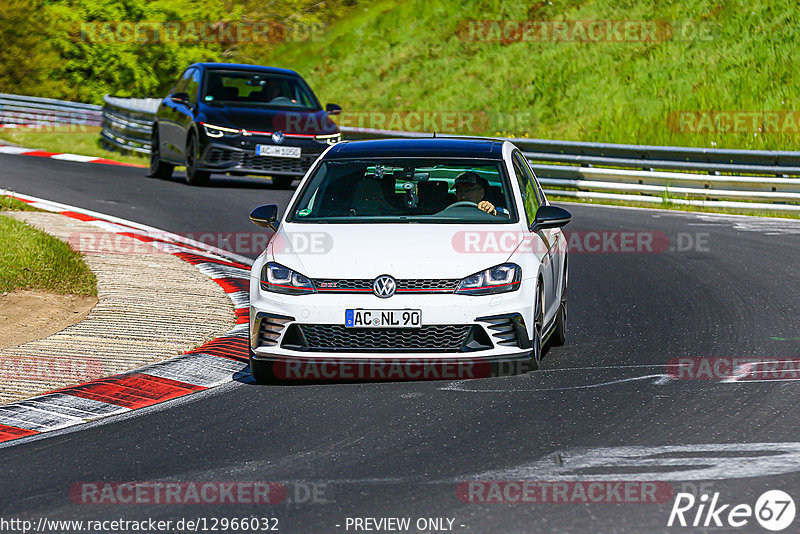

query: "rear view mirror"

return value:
[326, 103, 342, 115]
[171, 92, 190, 103]
[250, 205, 279, 231]
[531, 205, 572, 232]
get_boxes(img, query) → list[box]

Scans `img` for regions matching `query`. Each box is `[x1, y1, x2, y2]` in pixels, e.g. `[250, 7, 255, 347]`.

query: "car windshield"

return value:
[203, 70, 319, 110]
[288, 158, 518, 224]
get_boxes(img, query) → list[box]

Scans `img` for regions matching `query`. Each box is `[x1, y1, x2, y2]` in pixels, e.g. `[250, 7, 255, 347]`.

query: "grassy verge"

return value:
[262, 0, 800, 151]
[548, 194, 800, 220]
[0, 205, 97, 295]
[0, 126, 149, 166]
[0, 196, 38, 211]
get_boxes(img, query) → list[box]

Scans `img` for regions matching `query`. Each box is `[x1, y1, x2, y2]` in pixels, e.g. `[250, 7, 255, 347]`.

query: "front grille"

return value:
[286, 324, 474, 352]
[313, 278, 460, 293]
[205, 147, 317, 175]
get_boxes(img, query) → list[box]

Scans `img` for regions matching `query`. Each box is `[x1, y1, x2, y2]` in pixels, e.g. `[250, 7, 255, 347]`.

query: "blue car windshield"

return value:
[288, 159, 518, 224]
[203, 70, 319, 110]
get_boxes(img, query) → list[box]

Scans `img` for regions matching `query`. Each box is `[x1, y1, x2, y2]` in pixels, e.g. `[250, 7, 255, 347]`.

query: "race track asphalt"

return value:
[2, 154, 800, 533]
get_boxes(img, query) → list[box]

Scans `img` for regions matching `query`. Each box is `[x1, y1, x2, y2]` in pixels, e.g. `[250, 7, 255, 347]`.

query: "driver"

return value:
[453, 171, 504, 216]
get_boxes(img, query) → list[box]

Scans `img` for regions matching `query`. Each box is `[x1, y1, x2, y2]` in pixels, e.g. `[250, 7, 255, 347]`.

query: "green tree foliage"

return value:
[0, 0, 68, 97]
[0, 0, 359, 103]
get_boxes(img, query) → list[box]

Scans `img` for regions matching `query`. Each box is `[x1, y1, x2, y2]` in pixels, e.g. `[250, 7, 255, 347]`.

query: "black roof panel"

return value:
[325, 138, 504, 159]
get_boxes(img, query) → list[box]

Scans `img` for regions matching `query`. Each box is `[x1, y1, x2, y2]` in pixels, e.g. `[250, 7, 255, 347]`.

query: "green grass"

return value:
[0, 196, 38, 211]
[0, 214, 97, 295]
[0, 126, 148, 166]
[259, 0, 800, 151]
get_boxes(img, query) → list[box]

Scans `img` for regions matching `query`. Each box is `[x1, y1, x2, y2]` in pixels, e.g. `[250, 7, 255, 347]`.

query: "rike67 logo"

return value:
[668, 490, 795, 531]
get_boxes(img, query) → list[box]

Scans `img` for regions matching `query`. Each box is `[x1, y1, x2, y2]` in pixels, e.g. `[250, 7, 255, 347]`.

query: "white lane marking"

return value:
[224, 323, 249, 336]
[0, 146, 34, 155]
[228, 291, 249, 309]
[195, 262, 252, 280]
[0, 404, 84, 431]
[691, 214, 800, 235]
[464, 443, 800, 482]
[19, 394, 130, 419]
[142, 353, 248, 388]
[537, 364, 676, 373]
[50, 153, 98, 163]
[439, 374, 671, 393]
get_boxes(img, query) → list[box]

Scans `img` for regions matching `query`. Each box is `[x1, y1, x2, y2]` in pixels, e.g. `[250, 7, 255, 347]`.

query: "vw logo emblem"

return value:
[272, 131, 285, 144]
[373, 275, 396, 298]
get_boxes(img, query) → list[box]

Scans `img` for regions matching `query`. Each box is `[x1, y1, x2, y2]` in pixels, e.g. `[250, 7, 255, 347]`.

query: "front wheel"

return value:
[149, 127, 174, 179]
[185, 133, 210, 186]
[529, 282, 544, 371]
[550, 262, 568, 346]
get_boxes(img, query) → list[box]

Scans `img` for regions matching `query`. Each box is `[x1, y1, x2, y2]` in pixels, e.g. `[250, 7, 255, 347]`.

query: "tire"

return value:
[529, 281, 544, 371]
[185, 132, 210, 186]
[249, 353, 277, 384]
[149, 127, 174, 179]
[550, 259, 568, 347]
[271, 175, 295, 189]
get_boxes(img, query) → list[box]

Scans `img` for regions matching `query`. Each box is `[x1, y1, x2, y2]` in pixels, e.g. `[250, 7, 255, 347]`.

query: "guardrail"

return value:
[100, 96, 160, 154]
[0, 93, 102, 127]
[7, 93, 790, 213]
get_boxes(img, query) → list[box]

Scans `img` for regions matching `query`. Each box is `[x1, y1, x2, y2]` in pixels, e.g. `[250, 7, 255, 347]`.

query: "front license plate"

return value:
[255, 145, 301, 158]
[345, 309, 422, 328]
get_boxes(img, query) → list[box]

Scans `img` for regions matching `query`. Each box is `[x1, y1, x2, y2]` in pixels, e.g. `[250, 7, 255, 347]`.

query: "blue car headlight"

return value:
[202, 123, 240, 138]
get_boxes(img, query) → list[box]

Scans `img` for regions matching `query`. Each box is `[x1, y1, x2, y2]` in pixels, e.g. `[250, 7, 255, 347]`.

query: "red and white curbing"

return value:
[0, 140, 146, 168]
[0, 192, 255, 445]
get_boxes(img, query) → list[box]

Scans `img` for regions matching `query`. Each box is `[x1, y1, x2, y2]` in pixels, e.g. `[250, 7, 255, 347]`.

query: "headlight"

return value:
[315, 133, 341, 145]
[261, 262, 316, 295]
[202, 123, 240, 138]
[455, 263, 521, 295]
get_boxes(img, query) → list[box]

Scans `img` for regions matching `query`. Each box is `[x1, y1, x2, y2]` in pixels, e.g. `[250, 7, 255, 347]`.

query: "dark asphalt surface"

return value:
[2, 154, 800, 533]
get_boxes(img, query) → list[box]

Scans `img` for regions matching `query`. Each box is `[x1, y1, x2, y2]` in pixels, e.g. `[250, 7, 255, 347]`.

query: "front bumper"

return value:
[198, 137, 326, 177]
[249, 277, 537, 362]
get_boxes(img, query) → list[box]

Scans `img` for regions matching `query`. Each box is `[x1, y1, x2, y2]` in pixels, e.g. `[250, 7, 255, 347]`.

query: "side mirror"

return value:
[250, 204, 279, 231]
[531, 205, 571, 232]
[171, 92, 190, 103]
[326, 103, 342, 115]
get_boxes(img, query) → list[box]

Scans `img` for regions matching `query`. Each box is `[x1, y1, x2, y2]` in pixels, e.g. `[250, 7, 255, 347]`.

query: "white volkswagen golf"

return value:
[248, 138, 571, 382]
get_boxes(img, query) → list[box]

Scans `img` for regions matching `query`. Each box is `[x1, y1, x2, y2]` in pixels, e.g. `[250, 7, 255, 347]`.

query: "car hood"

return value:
[199, 105, 339, 135]
[269, 224, 522, 279]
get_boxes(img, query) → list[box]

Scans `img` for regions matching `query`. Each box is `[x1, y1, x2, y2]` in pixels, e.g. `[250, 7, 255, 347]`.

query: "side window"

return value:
[520, 154, 547, 206]
[185, 69, 202, 105]
[171, 69, 193, 95]
[512, 153, 539, 227]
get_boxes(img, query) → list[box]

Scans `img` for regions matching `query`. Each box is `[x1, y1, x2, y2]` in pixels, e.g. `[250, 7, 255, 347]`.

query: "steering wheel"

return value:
[441, 201, 479, 211]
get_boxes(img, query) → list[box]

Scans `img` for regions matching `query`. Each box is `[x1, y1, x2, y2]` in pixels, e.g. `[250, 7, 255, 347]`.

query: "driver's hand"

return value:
[478, 201, 497, 216]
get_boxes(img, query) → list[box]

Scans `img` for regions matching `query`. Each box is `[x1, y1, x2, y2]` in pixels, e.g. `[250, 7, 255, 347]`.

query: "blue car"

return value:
[150, 63, 342, 187]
